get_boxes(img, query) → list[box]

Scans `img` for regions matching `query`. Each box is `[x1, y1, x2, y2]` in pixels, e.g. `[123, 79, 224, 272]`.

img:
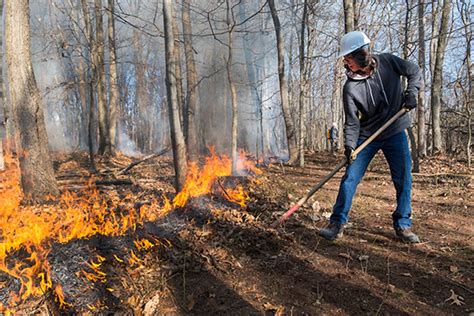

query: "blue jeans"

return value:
[330, 131, 413, 229]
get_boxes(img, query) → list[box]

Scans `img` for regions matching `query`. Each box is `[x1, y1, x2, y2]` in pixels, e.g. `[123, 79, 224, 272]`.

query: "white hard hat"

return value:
[338, 31, 371, 58]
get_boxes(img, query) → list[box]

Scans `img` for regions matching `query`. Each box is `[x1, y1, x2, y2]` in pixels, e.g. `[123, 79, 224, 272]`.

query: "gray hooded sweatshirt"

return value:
[342, 53, 421, 150]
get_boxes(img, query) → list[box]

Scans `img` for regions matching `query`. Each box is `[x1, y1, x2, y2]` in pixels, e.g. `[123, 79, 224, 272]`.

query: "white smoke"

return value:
[117, 128, 141, 158]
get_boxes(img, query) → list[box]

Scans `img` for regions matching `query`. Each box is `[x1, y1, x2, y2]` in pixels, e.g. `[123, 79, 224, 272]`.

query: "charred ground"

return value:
[5, 151, 474, 315]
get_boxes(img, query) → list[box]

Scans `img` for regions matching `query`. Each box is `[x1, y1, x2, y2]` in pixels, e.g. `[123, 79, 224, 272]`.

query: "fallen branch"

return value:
[217, 178, 232, 201]
[412, 172, 473, 179]
[116, 147, 170, 176]
[364, 173, 472, 182]
[96, 179, 133, 185]
[57, 179, 133, 186]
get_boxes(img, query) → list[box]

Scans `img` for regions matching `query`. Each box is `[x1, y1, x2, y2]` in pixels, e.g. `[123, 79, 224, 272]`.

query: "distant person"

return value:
[328, 123, 339, 154]
[319, 31, 422, 243]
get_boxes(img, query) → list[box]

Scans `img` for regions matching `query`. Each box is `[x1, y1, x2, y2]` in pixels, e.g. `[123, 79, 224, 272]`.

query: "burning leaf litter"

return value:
[0, 149, 260, 312]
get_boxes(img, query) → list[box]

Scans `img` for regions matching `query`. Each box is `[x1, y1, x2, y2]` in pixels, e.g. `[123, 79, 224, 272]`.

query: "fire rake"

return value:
[271, 108, 410, 228]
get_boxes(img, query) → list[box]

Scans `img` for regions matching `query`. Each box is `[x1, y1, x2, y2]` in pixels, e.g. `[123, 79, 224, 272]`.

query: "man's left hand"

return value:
[404, 92, 417, 110]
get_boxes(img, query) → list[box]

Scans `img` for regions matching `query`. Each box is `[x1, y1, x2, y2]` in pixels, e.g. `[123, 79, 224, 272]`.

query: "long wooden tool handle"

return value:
[270, 159, 347, 228]
[270, 108, 409, 228]
[353, 108, 409, 156]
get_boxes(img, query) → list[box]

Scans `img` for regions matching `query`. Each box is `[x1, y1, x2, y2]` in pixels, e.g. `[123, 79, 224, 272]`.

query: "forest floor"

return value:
[5, 150, 474, 315]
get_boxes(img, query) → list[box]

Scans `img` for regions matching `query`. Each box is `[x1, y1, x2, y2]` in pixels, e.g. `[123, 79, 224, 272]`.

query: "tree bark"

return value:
[81, 0, 96, 171]
[94, 0, 111, 155]
[459, 0, 472, 168]
[163, 0, 187, 191]
[330, 60, 342, 147]
[429, 0, 441, 81]
[171, 8, 185, 131]
[403, 0, 420, 172]
[1, 0, 13, 146]
[0, 0, 4, 170]
[431, 0, 451, 154]
[343, 0, 355, 32]
[268, 0, 298, 164]
[298, 0, 308, 168]
[132, 30, 150, 152]
[239, 3, 261, 159]
[5, 0, 59, 201]
[68, 3, 88, 150]
[352, 0, 360, 30]
[226, 0, 238, 174]
[182, 0, 199, 161]
[107, 0, 119, 152]
[303, 14, 316, 153]
[417, 0, 427, 157]
[77, 54, 89, 149]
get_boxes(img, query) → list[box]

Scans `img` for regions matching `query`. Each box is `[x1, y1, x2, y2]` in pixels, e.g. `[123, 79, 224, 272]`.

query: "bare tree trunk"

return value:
[163, 0, 187, 191]
[352, 0, 360, 30]
[94, 0, 110, 155]
[417, 0, 427, 157]
[402, 0, 420, 172]
[427, 0, 440, 150]
[288, 33, 298, 150]
[182, 0, 198, 161]
[431, 0, 451, 154]
[171, 8, 185, 130]
[459, 0, 472, 167]
[239, 3, 261, 159]
[330, 63, 342, 145]
[132, 30, 150, 153]
[343, 0, 354, 32]
[81, 0, 96, 171]
[256, 11, 266, 157]
[429, 0, 441, 81]
[298, 0, 308, 168]
[303, 15, 316, 154]
[268, 0, 298, 164]
[107, 0, 119, 152]
[77, 56, 89, 149]
[69, 3, 88, 150]
[0, 0, 4, 170]
[225, 0, 238, 174]
[1, 1, 13, 148]
[5, 0, 59, 201]
[467, 69, 473, 168]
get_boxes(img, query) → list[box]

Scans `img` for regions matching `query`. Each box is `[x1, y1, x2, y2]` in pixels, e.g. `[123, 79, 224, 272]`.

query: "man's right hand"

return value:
[344, 146, 355, 164]
[404, 91, 417, 110]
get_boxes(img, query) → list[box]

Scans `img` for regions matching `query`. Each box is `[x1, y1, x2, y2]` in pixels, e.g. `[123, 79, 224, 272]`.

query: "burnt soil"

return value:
[10, 151, 474, 315]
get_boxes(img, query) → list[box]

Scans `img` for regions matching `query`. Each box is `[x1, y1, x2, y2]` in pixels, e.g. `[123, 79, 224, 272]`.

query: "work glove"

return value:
[403, 91, 417, 110]
[344, 146, 355, 164]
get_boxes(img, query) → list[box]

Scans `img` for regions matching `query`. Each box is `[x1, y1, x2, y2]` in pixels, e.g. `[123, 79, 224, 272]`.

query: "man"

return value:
[328, 122, 339, 154]
[319, 31, 421, 243]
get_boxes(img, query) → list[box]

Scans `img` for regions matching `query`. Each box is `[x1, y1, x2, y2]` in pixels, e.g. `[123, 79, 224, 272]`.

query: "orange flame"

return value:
[0, 147, 259, 311]
[172, 148, 258, 208]
[134, 238, 156, 251]
[54, 284, 69, 308]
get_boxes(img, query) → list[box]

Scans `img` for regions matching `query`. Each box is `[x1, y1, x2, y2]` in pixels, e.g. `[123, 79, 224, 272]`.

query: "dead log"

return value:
[115, 147, 170, 176]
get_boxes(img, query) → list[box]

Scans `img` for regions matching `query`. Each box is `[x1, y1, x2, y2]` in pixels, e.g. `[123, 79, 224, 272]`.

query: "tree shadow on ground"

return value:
[167, 201, 411, 315]
[289, 221, 473, 314]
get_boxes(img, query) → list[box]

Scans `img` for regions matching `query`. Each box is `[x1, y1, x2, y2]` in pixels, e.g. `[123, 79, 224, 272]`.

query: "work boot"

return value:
[395, 228, 420, 243]
[319, 222, 344, 241]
